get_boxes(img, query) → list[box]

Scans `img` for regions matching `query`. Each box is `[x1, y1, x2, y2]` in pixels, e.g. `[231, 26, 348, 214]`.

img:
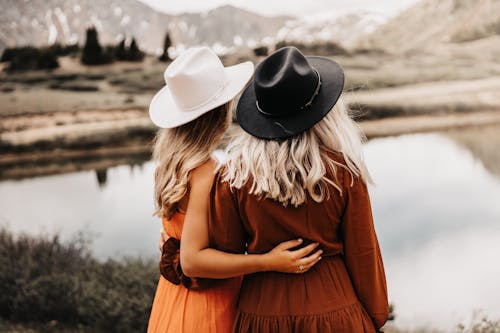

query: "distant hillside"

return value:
[359, 0, 500, 53]
[169, 5, 290, 52]
[0, 0, 289, 54]
[278, 11, 387, 50]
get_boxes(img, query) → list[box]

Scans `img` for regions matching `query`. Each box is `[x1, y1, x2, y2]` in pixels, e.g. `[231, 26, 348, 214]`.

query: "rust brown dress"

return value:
[208, 153, 389, 332]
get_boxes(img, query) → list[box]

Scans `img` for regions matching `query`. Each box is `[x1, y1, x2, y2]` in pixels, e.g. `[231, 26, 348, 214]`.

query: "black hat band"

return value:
[255, 67, 322, 117]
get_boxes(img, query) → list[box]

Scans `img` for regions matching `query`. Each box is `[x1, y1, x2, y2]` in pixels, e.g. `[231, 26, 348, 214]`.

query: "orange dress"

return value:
[147, 213, 242, 333]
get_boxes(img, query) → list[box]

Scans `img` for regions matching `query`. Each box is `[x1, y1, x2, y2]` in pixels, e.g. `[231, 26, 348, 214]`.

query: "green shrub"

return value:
[0, 229, 158, 332]
[1, 43, 78, 65]
[253, 45, 269, 57]
[48, 43, 80, 56]
[36, 48, 60, 69]
[2, 46, 59, 71]
[49, 81, 100, 92]
[275, 40, 348, 56]
[1, 48, 16, 62]
[457, 315, 500, 333]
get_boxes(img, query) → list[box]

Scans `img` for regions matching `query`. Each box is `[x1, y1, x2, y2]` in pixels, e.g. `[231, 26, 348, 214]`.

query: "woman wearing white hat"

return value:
[147, 47, 322, 333]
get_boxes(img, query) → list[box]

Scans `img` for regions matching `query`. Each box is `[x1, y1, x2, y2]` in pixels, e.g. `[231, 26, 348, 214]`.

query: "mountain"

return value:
[0, 0, 170, 53]
[277, 11, 388, 50]
[170, 5, 289, 52]
[359, 0, 500, 53]
[0, 0, 289, 54]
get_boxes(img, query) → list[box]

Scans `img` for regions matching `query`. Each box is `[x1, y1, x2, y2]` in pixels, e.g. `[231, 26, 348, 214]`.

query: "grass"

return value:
[0, 228, 158, 333]
[384, 315, 500, 333]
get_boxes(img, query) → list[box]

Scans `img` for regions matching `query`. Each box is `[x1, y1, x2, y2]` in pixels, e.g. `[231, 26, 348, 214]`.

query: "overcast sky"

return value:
[137, 0, 421, 17]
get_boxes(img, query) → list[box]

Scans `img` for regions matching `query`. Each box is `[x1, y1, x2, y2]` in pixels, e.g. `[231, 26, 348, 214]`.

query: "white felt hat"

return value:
[149, 47, 254, 128]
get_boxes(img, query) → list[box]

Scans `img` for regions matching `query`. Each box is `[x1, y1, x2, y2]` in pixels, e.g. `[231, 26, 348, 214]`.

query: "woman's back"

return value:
[209, 152, 389, 332]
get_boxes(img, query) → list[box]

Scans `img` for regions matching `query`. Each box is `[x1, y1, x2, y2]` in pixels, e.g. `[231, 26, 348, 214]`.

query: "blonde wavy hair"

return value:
[223, 97, 372, 207]
[153, 103, 231, 219]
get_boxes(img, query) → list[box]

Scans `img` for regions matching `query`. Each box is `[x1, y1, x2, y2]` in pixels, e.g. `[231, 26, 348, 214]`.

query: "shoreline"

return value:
[2, 107, 500, 150]
[2, 109, 500, 181]
[360, 109, 500, 139]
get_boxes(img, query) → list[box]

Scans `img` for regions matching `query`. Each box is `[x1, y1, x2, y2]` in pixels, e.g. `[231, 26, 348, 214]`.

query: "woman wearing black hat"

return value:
[180, 47, 389, 332]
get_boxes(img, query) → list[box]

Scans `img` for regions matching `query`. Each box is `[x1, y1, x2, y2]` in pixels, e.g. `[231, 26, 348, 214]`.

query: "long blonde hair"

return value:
[153, 103, 231, 219]
[223, 97, 371, 207]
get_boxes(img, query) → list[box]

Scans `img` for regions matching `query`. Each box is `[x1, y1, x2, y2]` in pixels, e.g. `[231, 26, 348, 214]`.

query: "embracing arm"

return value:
[180, 161, 321, 279]
[341, 173, 389, 330]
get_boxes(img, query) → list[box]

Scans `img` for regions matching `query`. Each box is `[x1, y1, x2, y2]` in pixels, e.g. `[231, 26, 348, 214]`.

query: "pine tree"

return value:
[115, 38, 127, 61]
[81, 27, 113, 65]
[127, 38, 144, 62]
[159, 31, 172, 62]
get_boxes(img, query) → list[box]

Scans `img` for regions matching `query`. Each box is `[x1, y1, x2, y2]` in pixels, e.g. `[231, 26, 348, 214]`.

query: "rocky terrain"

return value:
[359, 0, 500, 53]
[278, 11, 387, 49]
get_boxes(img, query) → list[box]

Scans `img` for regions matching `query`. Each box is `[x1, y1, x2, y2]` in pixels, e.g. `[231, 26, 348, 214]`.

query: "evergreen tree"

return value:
[127, 38, 144, 62]
[159, 31, 172, 62]
[81, 27, 113, 65]
[115, 38, 127, 61]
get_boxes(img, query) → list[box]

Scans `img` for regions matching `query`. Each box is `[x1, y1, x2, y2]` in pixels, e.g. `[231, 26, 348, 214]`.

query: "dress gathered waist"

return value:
[237, 255, 359, 316]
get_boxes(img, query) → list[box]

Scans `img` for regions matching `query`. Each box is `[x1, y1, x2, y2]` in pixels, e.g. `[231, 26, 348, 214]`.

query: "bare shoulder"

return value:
[189, 159, 218, 189]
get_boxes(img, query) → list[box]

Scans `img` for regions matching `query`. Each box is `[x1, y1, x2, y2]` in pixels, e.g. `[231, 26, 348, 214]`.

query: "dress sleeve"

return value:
[340, 171, 389, 330]
[207, 171, 248, 254]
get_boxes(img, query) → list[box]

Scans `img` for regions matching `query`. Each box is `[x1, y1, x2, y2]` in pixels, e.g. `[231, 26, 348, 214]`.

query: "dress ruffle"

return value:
[233, 301, 377, 333]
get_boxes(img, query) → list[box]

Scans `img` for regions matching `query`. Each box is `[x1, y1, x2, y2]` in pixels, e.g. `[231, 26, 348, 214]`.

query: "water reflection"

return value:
[95, 169, 108, 187]
[0, 149, 150, 181]
[0, 124, 499, 330]
[0, 163, 160, 260]
[364, 132, 500, 330]
[446, 124, 500, 179]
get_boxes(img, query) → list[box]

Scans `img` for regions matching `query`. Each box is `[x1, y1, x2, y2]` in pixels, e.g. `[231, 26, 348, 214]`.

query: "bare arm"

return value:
[180, 160, 322, 279]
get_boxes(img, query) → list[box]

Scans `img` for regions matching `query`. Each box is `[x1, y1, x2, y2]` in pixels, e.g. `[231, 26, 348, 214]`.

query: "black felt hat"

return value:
[236, 46, 345, 140]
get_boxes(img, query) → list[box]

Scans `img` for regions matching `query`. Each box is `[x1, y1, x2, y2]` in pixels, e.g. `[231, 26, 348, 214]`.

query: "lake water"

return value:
[1, 125, 500, 331]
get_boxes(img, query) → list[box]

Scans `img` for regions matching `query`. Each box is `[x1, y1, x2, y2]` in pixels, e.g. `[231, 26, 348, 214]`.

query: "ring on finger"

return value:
[298, 265, 305, 271]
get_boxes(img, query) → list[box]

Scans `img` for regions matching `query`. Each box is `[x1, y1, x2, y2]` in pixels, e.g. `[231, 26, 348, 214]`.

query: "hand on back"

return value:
[261, 239, 322, 274]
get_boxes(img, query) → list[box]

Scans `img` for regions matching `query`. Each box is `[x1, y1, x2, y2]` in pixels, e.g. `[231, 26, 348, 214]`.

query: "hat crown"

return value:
[254, 47, 319, 117]
[164, 47, 227, 111]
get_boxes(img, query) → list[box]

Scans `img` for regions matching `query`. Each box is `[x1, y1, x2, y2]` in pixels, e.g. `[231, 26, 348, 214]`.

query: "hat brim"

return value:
[149, 61, 254, 128]
[236, 57, 344, 140]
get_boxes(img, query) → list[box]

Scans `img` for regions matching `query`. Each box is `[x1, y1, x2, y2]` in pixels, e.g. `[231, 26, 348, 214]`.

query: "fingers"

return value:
[275, 238, 303, 251]
[290, 242, 319, 259]
[297, 249, 323, 267]
[294, 252, 322, 274]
